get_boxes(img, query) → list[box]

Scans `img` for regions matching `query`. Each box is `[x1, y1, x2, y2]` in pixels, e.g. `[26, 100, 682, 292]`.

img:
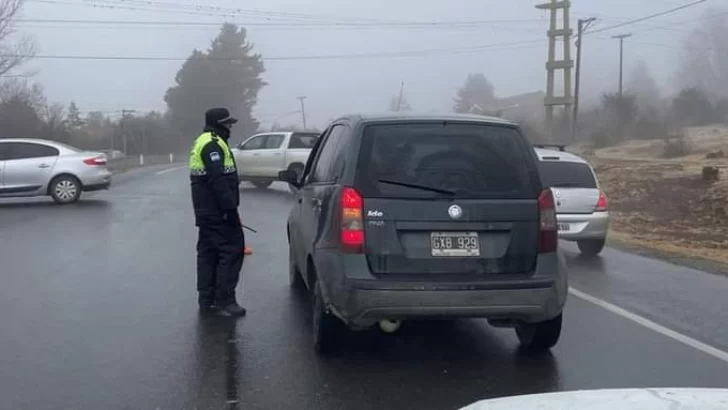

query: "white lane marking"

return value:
[156, 165, 185, 175]
[569, 287, 728, 364]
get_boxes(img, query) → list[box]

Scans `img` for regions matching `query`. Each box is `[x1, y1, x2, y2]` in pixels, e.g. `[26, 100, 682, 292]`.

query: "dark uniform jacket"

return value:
[190, 129, 240, 226]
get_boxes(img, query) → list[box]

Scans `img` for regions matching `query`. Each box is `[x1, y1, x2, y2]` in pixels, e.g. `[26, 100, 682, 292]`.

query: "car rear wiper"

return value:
[378, 179, 455, 195]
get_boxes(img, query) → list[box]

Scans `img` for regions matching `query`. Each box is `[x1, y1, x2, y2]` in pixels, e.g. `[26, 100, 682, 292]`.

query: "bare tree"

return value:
[40, 102, 70, 142]
[0, 78, 45, 108]
[677, 9, 728, 99]
[626, 60, 661, 112]
[0, 0, 36, 77]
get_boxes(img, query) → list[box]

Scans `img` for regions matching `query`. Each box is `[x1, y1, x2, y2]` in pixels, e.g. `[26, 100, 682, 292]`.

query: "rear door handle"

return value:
[38, 164, 50, 169]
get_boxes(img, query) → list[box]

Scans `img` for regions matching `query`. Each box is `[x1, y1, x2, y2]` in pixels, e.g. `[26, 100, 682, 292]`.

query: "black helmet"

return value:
[205, 107, 238, 127]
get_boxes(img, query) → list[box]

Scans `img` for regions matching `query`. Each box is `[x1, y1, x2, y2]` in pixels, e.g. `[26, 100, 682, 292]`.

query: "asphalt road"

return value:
[1, 166, 727, 410]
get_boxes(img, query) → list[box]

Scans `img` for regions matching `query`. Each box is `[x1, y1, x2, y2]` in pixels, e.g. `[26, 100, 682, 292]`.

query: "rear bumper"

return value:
[79, 168, 113, 190]
[323, 253, 568, 328]
[83, 180, 111, 192]
[557, 211, 609, 241]
[335, 282, 563, 328]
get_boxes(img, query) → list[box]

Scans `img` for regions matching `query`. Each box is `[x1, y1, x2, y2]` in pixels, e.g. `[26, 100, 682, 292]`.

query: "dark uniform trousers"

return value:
[196, 219, 245, 307]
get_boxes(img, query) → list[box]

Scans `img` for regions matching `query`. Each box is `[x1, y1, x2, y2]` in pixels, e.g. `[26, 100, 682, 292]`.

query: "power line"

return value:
[16, 17, 548, 28]
[0, 39, 545, 62]
[586, 0, 708, 35]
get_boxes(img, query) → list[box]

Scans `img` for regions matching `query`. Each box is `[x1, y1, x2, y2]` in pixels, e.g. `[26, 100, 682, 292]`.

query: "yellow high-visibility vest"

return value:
[189, 132, 236, 176]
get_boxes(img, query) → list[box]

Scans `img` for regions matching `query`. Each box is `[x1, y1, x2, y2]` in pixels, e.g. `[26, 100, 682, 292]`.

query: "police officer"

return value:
[189, 107, 246, 317]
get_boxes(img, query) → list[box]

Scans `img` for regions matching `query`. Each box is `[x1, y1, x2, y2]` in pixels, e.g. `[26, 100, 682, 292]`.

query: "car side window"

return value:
[0, 143, 9, 160]
[309, 125, 347, 184]
[4, 142, 59, 160]
[240, 136, 266, 150]
[263, 134, 285, 149]
[300, 129, 329, 184]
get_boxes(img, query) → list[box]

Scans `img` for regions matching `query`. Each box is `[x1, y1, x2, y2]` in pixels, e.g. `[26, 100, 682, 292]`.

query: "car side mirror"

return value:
[278, 170, 301, 187]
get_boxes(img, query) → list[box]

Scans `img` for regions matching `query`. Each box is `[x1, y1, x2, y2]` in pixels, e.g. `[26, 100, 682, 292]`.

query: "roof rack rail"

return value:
[533, 144, 566, 152]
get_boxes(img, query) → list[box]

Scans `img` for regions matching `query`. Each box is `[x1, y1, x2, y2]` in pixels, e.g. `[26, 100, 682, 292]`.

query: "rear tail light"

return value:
[594, 189, 608, 212]
[83, 156, 107, 166]
[538, 188, 558, 253]
[340, 187, 364, 253]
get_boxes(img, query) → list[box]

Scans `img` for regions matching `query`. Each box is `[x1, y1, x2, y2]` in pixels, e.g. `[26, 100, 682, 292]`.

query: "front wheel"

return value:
[313, 281, 341, 354]
[289, 245, 304, 289]
[50, 175, 82, 204]
[515, 314, 562, 352]
[577, 239, 606, 256]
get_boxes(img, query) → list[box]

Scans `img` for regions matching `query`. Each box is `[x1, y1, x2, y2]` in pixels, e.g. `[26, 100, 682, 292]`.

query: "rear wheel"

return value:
[287, 164, 304, 193]
[515, 314, 562, 352]
[577, 238, 606, 256]
[313, 280, 340, 354]
[251, 180, 272, 189]
[49, 175, 82, 204]
[289, 245, 304, 289]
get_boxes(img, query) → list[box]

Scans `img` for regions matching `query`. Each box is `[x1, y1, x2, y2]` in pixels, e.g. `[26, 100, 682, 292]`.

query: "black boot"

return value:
[198, 302, 218, 315]
[216, 303, 247, 318]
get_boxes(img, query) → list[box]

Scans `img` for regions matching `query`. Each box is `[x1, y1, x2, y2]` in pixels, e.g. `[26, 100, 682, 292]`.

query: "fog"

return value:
[19, 0, 709, 129]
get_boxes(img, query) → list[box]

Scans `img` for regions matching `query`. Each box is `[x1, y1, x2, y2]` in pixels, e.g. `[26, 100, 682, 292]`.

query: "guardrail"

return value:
[108, 154, 184, 173]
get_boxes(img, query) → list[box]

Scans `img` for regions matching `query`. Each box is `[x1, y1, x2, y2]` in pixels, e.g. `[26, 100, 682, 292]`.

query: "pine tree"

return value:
[165, 23, 266, 141]
[453, 73, 496, 113]
[67, 101, 83, 127]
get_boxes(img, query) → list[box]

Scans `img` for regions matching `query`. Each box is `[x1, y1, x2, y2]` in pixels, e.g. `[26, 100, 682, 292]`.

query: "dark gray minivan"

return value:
[279, 113, 567, 354]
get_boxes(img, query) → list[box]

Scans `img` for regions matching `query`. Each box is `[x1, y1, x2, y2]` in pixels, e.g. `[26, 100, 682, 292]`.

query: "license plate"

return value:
[558, 223, 570, 232]
[430, 232, 480, 257]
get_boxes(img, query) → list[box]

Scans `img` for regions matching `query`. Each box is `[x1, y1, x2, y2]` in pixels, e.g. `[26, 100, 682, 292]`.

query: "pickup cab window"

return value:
[239, 135, 266, 150]
[289, 133, 319, 149]
[263, 135, 285, 149]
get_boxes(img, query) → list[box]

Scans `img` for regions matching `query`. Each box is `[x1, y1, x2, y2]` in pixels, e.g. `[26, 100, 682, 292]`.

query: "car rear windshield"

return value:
[538, 161, 597, 189]
[355, 122, 539, 199]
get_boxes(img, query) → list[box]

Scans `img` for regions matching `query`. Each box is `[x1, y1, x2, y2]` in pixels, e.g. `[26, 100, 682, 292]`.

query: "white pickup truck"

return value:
[232, 131, 319, 189]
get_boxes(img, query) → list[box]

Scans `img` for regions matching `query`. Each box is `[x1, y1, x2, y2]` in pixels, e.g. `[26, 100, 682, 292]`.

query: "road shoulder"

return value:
[607, 233, 728, 276]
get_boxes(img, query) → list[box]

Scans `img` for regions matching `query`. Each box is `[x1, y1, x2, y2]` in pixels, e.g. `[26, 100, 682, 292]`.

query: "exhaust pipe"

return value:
[378, 319, 402, 333]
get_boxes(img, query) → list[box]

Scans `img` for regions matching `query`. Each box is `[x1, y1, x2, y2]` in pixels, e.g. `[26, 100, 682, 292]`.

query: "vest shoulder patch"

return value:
[209, 151, 221, 162]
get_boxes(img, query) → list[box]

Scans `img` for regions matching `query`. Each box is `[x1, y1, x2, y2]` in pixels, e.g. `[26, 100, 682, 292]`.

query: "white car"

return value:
[0, 138, 112, 204]
[535, 145, 609, 256]
[232, 131, 319, 189]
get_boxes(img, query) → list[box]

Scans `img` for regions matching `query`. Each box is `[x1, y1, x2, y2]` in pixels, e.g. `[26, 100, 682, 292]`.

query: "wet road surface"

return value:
[1, 166, 727, 410]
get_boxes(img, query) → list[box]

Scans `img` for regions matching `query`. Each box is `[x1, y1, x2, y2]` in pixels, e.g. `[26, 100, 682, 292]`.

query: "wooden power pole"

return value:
[612, 33, 632, 97]
[536, 0, 573, 142]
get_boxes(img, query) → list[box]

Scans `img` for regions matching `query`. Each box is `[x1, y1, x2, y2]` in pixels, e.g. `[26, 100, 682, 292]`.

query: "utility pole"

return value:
[536, 0, 573, 142]
[612, 33, 632, 97]
[296, 96, 307, 129]
[572, 17, 596, 142]
[120, 109, 135, 155]
[396, 81, 405, 112]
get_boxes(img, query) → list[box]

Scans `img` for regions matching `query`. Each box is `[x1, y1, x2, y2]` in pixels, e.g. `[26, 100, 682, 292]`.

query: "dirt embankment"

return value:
[575, 126, 728, 268]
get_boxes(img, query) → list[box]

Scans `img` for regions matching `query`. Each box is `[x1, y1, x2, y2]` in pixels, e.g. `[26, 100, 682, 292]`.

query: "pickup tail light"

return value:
[538, 188, 558, 253]
[594, 189, 608, 212]
[83, 156, 107, 166]
[340, 187, 364, 253]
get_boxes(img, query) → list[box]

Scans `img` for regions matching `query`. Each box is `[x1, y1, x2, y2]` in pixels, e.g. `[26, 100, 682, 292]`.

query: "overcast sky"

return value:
[18, 0, 710, 129]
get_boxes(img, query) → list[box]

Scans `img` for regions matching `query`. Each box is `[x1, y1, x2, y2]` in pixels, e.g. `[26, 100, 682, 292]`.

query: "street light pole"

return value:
[296, 96, 307, 129]
[612, 33, 632, 97]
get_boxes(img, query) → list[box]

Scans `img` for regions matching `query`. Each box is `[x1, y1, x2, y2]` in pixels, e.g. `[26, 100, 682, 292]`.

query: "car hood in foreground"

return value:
[459, 388, 728, 409]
